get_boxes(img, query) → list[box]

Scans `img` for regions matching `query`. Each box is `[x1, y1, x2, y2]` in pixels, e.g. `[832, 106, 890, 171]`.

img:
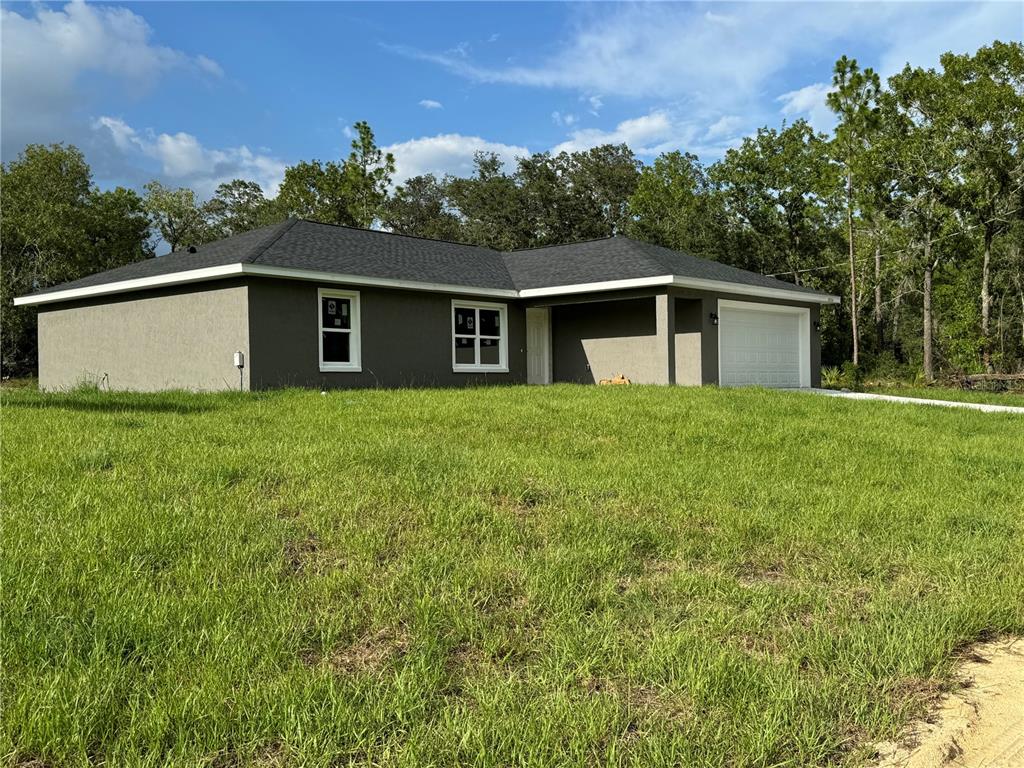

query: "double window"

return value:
[318, 288, 361, 372]
[316, 289, 508, 375]
[452, 300, 508, 372]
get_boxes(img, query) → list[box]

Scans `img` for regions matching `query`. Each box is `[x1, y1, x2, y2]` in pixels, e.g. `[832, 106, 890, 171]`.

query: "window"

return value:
[318, 288, 361, 372]
[452, 301, 508, 372]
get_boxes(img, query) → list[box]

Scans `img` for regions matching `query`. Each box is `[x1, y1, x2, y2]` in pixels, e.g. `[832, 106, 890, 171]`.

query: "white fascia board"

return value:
[517, 275, 674, 298]
[12, 264, 246, 306]
[14, 263, 518, 306]
[671, 275, 840, 305]
[15, 263, 838, 307]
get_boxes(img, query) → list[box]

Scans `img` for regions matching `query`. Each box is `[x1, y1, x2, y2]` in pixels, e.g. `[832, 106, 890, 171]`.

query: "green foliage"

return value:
[142, 180, 211, 252]
[444, 152, 532, 250]
[1, 144, 152, 376]
[841, 361, 863, 390]
[627, 151, 731, 261]
[3, 386, 1022, 765]
[381, 174, 464, 241]
[388, 146, 640, 250]
[276, 121, 394, 228]
[204, 179, 283, 238]
[711, 120, 842, 281]
[820, 366, 844, 389]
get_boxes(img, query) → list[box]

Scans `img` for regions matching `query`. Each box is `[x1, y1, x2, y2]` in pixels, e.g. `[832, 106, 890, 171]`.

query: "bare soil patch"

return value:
[874, 638, 1024, 768]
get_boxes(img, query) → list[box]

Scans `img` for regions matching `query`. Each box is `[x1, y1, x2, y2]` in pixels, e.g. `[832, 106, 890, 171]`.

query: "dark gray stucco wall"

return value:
[36, 280, 250, 392]
[246, 278, 527, 389]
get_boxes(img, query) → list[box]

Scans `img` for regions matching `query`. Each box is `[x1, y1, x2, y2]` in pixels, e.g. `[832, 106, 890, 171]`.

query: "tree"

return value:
[276, 121, 394, 228]
[142, 181, 210, 252]
[381, 174, 463, 241]
[204, 179, 282, 238]
[711, 120, 840, 281]
[342, 121, 396, 228]
[564, 144, 641, 236]
[940, 42, 1024, 372]
[828, 56, 882, 366]
[85, 187, 153, 271]
[881, 65, 961, 381]
[1, 144, 151, 375]
[627, 151, 730, 260]
[515, 151, 592, 246]
[446, 152, 531, 250]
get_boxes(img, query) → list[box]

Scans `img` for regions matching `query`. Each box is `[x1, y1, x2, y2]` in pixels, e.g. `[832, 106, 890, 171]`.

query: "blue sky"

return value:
[2, 1, 1020, 199]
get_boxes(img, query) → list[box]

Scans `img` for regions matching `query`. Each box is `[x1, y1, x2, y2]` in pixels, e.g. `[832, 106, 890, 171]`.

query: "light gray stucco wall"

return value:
[548, 287, 823, 387]
[246, 278, 527, 389]
[551, 296, 667, 384]
[674, 298, 703, 386]
[37, 281, 250, 392]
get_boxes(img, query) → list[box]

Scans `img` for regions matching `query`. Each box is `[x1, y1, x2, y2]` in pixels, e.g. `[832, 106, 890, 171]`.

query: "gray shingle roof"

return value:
[505, 236, 831, 297]
[24, 219, 834, 301]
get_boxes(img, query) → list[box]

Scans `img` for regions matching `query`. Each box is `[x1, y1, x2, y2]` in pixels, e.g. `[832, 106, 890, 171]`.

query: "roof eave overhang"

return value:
[518, 274, 839, 304]
[669, 275, 840, 305]
[13, 263, 519, 306]
[14, 266, 839, 307]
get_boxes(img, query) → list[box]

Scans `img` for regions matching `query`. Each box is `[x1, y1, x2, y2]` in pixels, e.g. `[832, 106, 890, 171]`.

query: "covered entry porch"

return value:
[524, 287, 820, 388]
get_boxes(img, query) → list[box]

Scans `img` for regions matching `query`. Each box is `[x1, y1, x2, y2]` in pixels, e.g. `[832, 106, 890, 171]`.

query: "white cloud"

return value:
[776, 82, 835, 133]
[584, 94, 603, 116]
[382, 133, 529, 186]
[418, 99, 443, 110]
[705, 115, 743, 140]
[551, 110, 697, 156]
[384, 3, 1016, 113]
[551, 111, 578, 127]
[1, 2, 222, 157]
[93, 116, 286, 198]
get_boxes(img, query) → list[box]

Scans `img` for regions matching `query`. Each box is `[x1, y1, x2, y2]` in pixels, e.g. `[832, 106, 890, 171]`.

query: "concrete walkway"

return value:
[795, 388, 1024, 415]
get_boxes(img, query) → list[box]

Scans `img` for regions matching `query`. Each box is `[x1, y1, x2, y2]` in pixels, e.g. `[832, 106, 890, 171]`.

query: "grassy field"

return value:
[3, 385, 1023, 767]
[861, 383, 1024, 408]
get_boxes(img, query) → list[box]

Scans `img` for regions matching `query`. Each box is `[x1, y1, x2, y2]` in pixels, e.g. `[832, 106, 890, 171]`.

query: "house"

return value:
[14, 218, 840, 391]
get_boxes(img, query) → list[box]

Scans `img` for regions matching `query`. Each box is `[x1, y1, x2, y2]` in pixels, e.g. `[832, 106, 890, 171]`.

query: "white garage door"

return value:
[719, 301, 809, 388]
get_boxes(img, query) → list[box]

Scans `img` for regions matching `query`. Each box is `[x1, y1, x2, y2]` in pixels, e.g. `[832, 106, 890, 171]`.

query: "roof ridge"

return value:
[295, 218, 501, 252]
[617, 235, 677, 279]
[247, 217, 301, 264]
[507, 234, 615, 253]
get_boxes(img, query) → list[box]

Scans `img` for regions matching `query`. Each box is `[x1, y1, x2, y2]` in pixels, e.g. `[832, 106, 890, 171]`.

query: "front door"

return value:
[526, 307, 551, 384]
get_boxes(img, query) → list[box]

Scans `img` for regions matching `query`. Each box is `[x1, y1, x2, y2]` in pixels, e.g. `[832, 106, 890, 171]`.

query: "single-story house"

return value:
[14, 218, 839, 391]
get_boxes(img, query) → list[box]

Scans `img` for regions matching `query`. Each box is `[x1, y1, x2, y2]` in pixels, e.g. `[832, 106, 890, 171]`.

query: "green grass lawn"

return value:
[3, 385, 1022, 767]
[859, 383, 1024, 408]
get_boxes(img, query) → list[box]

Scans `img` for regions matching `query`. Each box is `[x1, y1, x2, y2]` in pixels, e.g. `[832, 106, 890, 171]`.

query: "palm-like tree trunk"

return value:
[846, 170, 859, 365]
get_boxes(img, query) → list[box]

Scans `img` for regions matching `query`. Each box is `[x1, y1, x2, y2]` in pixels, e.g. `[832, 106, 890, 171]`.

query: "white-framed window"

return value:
[318, 288, 361, 372]
[452, 300, 508, 373]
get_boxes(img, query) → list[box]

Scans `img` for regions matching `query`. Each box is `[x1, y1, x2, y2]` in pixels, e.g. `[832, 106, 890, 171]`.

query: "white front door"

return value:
[718, 300, 810, 388]
[526, 307, 552, 384]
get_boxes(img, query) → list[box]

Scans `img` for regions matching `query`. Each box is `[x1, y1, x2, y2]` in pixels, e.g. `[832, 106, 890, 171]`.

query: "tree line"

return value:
[3, 41, 1021, 381]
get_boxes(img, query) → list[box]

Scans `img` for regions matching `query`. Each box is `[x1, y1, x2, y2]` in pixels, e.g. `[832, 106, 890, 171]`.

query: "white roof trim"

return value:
[12, 264, 247, 306]
[517, 275, 674, 298]
[15, 264, 838, 306]
[670, 275, 840, 305]
[14, 263, 518, 306]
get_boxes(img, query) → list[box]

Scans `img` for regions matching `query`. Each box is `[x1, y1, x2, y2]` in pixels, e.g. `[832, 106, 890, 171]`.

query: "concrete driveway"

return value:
[794, 388, 1024, 415]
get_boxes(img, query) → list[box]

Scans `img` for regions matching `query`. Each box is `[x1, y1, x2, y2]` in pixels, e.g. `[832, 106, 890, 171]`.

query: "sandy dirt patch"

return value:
[874, 638, 1024, 768]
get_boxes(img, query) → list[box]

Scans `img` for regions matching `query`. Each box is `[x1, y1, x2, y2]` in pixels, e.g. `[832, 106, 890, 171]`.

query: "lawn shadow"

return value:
[4, 394, 220, 415]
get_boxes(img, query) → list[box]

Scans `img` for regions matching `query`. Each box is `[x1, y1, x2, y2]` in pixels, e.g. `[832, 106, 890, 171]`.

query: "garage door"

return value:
[719, 301, 808, 388]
